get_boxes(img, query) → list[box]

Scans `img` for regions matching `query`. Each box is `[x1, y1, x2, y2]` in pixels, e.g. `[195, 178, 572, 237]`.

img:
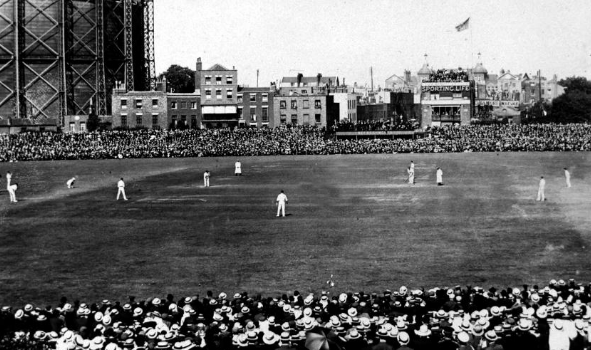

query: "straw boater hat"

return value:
[485, 330, 499, 342]
[415, 324, 432, 337]
[457, 331, 470, 344]
[397, 332, 410, 345]
[262, 332, 279, 345]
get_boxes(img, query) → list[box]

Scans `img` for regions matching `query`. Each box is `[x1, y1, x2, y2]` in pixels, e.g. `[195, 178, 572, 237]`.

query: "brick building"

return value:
[195, 58, 239, 128]
[167, 93, 200, 129]
[112, 90, 169, 130]
[273, 93, 338, 127]
[237, 87, 274, 128]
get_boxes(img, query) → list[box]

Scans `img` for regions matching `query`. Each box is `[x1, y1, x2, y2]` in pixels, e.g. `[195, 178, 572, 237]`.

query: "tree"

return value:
[159, 65, 195, 93]
[558, 76, 591, 94]
[551, 76, 591, 123]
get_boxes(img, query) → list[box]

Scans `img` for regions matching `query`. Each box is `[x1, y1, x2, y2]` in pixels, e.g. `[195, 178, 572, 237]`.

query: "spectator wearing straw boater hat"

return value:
[412, 324, 435, 350]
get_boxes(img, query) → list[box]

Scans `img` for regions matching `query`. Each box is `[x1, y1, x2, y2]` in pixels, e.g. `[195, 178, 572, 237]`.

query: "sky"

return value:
[154, 0, 591, 87]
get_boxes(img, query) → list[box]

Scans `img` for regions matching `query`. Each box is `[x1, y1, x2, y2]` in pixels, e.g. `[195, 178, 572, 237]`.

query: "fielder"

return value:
[203, 170, 210, 187]
[66, 177, 76, 189]
[235, 160, 242, 176]
[117, 178, 128, 201]
[564, 168, 571, 188]
[537, 176, 546, 201]
[407, 167, 414, 185]
[436, 167, 443, 186]
[410, 161, 415, 172]
[6, 171, 11, 188]
[7, 183, 17, 203]
[276, 190, 288, 217]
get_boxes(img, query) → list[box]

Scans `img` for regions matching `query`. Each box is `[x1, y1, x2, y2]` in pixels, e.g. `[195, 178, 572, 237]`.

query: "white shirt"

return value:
[276, 193, 288, 204]
[539, 178, 546, 189]
[410, 162, 414, 171]
[6, 173, 11, 186]
[204, 172, 210, 179]
[67, 178, 76, 186]
[118, 180, 125, 188]
[565, 170, 570, 178]
[235, 162, 241, 170]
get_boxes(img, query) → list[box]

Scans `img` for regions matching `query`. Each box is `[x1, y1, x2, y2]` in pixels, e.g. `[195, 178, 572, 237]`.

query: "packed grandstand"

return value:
[0, 280, 589, 349]
[1, 123, 591, 162]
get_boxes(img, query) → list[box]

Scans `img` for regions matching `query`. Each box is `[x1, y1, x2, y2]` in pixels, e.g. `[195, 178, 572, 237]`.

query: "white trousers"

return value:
[277, 202, 285, 216]
[566, 177, 571, 188]
[204, 178, 209, 187]
[7, 188, 16, 202]
[117, 187, 127, 200]
[537, 188, 545, 201]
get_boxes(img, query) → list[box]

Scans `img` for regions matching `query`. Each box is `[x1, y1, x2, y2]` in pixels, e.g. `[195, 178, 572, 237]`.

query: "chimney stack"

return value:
[195, 57, 202, 93]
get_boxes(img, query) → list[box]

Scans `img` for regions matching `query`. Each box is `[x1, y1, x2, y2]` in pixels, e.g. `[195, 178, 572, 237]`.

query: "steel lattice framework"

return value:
[0, 0, 154, 123]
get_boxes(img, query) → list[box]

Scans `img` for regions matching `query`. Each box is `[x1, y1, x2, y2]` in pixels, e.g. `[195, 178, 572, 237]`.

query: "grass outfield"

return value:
[1, 152, 591, 306]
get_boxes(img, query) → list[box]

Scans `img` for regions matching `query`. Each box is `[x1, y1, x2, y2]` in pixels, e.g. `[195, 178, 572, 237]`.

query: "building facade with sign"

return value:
[417, 64, 473, 127]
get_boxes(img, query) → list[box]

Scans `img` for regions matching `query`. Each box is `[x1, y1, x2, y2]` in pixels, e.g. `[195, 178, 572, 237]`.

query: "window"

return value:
[453, 93, 462, 98]
[80, 122, 86, 132]
[291, 100, 297, 109]
[205, 76, 211, 85]
[280, 100, 286, 109]
[216, 89, 222, 98]
[301, 90, 307, 94]
[136, 114, 143, 125]
[315, 114, 321, 124]
[171, 101, 177, 109]
[135, 99, 142, 108]
[121, 115, 127, 126]
[262, 93, 268, 102]
[315, 100, 321, 109]
[303, 114, 309, 123]
[181, 101, 187, 109]
[152, 114, 159, 125]
[181, 115, 187, 125]
[280, 114, 287, 124]
[238, 107, 243, 119]
[191, 102, 197, 109]
[250, 94, 256, 102]
[237, 94, 243, 102]
[226, 89, 233, 99]
[262, 107, 268, 122]
[250, 107, 256, 121]
[191, 115, 197, 128]
[121, 99, 127, 109]
[226, 76, 233, 84]
[291, 114, 298, 125]
[303, 100, 310, 109]
[69, 123, 75, 132]
[216, 76, 222, 85]
[205, 89, 211, 99]
[152, 99, 158, 108]
[171, 115, 177, 121]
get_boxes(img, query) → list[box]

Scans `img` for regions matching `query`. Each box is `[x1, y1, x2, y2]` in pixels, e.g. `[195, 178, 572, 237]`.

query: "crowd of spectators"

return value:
[1, 123, 591, 162]
[426, 69, 469, 83]
[2, 279, 591, 350]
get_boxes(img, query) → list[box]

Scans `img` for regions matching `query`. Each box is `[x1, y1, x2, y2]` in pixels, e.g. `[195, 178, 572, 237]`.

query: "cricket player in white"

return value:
[564, 168, 571, 188]
[203, 170, 210, 187]
[67, 177, 76, 189]
[410, 161, 414, 172]
[436, 167, 443, 186]
[537, 176, 546, 201]
[7, 183, 17, 202]
[6, 171, 15, 202]
[117, 178, 128, 200]
[235, 160, 242, 176]
[407, 167, 414, 184]
[276, 190, 288, 217]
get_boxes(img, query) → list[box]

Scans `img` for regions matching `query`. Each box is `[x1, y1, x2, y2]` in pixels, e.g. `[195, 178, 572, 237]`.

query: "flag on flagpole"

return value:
[455, 17, 470, 32]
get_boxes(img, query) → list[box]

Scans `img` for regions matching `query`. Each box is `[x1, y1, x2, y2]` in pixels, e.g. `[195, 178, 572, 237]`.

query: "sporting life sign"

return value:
[421, 83, 470, 92]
